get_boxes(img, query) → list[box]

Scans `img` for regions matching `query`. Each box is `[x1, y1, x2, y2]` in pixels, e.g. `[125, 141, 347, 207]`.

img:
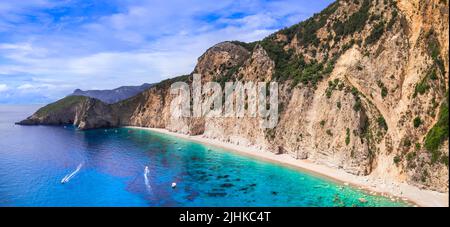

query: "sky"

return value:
[0, 0, 333, 104]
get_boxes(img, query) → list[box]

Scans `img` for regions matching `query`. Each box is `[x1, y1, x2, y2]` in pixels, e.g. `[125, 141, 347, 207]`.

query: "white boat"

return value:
[60, 163, 83, 184]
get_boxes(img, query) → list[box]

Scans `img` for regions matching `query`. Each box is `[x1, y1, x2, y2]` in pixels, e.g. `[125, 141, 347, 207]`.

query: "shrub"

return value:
[326, 79, 340, 98]
[365, 21, 385, 45]
[230, 41, 257, 51]
[323, 61, 335, 76]
[261, 35, 331, 87]
[377, 80, 388, 98]
[278, 0, 338, 46]
[393, 155, 401, 165]
[295, 1, 339, 47]
[424, 96, 449, 163]
[413, 75, 430, 97]
[381, 87, 388, 98]
[413, 117, 422, 128]
[441, 155, 449, 167]
[353, 100, 362, 112]
[345, 128, 351, 145]
[429, 68, 438, 80]
[350, 87, 362, 112]
[377, 116, 388, 130]
[421, 170, 428, 182]
[406, 152, 416, 162]
[386, 10, 398, 31]
[333, 0, 371, 40]
[415, 143, 421, 151]
[325, 89, 333, 99]
[403, 138, 411, 147]
[326, 129, 333, 136]
[426, 29, 445, 74]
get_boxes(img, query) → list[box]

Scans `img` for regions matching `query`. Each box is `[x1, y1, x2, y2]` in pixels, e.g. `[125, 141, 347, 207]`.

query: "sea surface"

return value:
[0, 105, 409, 207]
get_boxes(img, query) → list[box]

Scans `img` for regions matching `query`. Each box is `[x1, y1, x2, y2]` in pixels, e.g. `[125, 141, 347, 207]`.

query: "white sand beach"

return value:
[127, 126, 449, 207]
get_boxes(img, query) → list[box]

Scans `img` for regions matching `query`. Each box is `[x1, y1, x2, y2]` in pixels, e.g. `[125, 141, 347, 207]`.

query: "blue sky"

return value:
[0, 0, 333, 104]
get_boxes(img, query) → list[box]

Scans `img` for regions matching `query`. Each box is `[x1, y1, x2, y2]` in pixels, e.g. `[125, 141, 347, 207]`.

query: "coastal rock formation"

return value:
[18, 0, 449, 192]
[18, 96, 117, 130]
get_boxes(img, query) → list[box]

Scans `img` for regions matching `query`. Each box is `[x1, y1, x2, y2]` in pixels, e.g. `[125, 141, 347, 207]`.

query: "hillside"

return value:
[18, 0, 449, 193]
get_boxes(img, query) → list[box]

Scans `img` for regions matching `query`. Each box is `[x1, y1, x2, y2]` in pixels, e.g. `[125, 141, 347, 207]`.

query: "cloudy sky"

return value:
[0, 0, 333, 104]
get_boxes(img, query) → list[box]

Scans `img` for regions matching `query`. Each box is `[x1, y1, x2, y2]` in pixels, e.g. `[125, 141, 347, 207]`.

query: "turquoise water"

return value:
[0, 105, 409, 207]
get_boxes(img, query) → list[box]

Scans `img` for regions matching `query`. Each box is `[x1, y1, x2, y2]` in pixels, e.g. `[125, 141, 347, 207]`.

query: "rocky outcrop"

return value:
[19, 0, 449, 192]
[17, 96, 117, 130]
[194, 41, 251, 81]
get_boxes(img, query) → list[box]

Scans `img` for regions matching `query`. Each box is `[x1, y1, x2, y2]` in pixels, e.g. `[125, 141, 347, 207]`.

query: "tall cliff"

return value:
[18, 0, 449, 192]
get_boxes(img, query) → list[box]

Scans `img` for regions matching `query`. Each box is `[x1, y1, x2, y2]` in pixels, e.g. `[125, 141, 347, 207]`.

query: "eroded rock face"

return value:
[194, 42, 250, 81]
[19, 0, 449, 192]
[238, 45, 274, 82]
[75, 98, 118, 130]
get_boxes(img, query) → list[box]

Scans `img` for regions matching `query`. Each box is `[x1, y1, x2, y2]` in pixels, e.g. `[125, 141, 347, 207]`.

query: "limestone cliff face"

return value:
[19, 0, 449, 192]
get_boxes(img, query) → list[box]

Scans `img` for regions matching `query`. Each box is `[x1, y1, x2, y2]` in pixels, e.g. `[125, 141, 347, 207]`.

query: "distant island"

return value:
[70, 83, 154, 104]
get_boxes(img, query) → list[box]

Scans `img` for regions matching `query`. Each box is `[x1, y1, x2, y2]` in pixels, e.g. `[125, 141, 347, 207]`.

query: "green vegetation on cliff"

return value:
[245, 0, 340, 85]
[345, 128, 350, 145]
[278, 0, 339, 46]
[377, 116, 388, 131]
[365, 21, 385, 45]
[333, 0, 371, 41]
[424, 94, 449, 164]
[426, 29, 445, 74]
[34, 96, 87, 117]
[156, 74, 191, 89]
[230, 41, 258, 51]
[413, 68, 435, 97]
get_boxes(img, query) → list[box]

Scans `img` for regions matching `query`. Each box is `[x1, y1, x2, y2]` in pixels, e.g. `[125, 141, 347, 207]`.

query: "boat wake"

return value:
[61, 162, 84, 184]
[144, 166, 152, 192]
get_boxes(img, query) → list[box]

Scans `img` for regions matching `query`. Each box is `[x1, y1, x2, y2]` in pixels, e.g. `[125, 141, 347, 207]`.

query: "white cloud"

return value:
[0, 84, 9, 92]
[0, 0, 334, 103]
[17, 83, 54, 91]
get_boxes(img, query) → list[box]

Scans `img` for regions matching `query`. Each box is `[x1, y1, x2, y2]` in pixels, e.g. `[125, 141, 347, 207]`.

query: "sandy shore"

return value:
[126, 126, 449, 207]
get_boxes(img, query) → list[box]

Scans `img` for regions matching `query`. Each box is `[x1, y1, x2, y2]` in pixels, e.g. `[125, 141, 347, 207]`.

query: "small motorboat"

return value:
[60, 163, 83, 184]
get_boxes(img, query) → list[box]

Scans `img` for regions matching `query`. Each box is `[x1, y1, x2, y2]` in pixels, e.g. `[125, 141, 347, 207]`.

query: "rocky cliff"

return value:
[18, 0, 449, 192]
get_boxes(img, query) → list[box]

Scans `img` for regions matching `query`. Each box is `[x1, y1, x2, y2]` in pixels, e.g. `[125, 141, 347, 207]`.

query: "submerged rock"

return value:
[359, 198, 367, 203]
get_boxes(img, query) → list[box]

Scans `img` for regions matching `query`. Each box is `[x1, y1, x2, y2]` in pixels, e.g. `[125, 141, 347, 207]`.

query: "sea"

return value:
[0, 105, 409, 206]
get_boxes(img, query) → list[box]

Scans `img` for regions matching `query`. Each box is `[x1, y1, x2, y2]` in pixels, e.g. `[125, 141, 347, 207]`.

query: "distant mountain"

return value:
[70, 83, 154, 104]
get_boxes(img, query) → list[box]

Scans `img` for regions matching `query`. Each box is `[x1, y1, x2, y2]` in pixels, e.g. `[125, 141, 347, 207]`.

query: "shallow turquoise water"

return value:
[0, 105, 409, 206]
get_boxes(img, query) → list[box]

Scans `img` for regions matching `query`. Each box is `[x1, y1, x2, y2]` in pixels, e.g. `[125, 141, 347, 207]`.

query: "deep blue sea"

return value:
[0, 105, 409, 207]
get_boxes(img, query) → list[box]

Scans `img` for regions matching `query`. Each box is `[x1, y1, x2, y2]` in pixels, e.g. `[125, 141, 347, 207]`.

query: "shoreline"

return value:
[127, 126, 449, 207]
